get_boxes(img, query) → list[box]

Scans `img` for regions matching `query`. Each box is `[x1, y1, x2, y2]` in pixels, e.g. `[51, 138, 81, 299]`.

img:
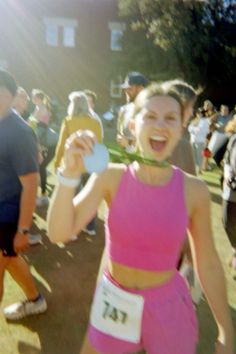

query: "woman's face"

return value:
[134, 95, 182, 161]
[204, 101, 213, 111]
[32, 94, 42, 105]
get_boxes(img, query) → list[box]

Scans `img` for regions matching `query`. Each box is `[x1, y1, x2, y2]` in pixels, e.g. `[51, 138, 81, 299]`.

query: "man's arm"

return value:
[14, 172, 38, 253]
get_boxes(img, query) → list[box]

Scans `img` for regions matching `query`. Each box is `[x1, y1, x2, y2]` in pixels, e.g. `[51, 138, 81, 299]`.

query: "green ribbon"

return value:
[106, 144, 170, 168]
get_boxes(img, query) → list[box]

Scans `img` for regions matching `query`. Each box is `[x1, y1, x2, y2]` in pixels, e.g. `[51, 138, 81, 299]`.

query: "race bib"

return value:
[90, 274, 144, 343]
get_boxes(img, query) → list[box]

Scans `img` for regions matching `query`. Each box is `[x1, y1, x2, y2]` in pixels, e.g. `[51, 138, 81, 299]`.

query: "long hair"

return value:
[67, 91, 90, 116]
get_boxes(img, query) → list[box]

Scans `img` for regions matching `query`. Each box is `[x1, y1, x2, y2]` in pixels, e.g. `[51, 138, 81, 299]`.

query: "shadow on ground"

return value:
[14, 209, 105, 354]
[205, 180, 221, 189]
[209, 191, 222, 205]
[18, 341, 41, 354]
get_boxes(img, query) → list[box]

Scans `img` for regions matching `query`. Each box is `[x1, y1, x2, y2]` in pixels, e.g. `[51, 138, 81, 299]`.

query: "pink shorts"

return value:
[88, 271, 198, 354]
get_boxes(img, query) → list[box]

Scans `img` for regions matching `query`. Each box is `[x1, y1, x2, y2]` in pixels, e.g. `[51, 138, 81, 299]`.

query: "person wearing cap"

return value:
[120, 71, 148, 103]
[0, 69, 47, 320]
[117, 72, 148, 152]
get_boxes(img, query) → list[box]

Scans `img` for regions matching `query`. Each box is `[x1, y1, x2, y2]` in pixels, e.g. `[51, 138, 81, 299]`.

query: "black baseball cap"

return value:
[121, 72, 148, 89]
[0, 69, 17, 96]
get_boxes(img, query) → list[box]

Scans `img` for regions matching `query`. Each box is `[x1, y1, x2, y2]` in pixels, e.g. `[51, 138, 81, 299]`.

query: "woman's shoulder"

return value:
[65, 114, 79, 121]
[98, 163, 127, 182]
[64, 115, 72, 124]
[184, 172, 208, 191]
[76, 113, 97, 121]
[65, 114, 88, 121]
[183, 172, 210, 207]
[93, 163, 127, 202]
[94, 163, 126, 187]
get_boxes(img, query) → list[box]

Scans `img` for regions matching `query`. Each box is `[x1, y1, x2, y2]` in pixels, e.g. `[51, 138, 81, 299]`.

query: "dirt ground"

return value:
[34, 216, 105, 354]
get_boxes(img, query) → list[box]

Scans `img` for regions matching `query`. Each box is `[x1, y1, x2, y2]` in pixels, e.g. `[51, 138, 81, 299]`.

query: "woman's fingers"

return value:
[63, 130, 98, 174]
[65, 130, 96, 155]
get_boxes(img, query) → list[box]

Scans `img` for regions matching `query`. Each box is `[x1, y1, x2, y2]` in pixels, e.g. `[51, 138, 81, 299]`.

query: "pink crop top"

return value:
[105, 164, 189, 271]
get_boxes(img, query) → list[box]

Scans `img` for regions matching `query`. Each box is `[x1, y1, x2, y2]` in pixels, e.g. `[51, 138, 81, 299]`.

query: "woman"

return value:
[48, 83, 234, 354]
[201, 99, 217, 171]
[31, 89, 51, 126]
[188, 108, 209, 174]
[54, 91, 103, 169]
[54, 91, 103, 236]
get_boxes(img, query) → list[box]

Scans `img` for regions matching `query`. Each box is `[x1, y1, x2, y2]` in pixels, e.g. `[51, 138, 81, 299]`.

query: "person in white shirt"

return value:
[188, 108, 209, 174]
[117, 72, 148, 152]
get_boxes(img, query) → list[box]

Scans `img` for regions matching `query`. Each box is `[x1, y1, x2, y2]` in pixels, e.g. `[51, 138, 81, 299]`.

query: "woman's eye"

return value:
[145, 114, 156, 120]
[166, 116, 177, 121]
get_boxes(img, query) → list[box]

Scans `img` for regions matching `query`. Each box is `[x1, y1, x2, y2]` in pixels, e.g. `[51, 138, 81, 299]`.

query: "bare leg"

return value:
[202, 156, 208, 171]
[0, 251, 9, 302]
[6, 255, 39, 300]
[80, 334, 100, 354]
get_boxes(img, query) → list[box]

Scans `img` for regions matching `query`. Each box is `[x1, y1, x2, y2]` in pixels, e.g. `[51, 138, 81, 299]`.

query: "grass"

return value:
[0, 153, 236, 354]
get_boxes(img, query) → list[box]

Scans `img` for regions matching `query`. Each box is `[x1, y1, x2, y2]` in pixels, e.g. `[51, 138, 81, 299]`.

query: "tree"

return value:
[117, 0, 236, 102]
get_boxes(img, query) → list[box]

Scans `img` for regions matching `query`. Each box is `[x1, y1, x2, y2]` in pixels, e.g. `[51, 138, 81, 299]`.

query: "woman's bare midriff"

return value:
[108, 259, 176, 290]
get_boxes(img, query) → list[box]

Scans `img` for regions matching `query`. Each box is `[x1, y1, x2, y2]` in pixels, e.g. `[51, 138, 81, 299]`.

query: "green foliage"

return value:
[107, 143, 170, 167]
[118, 0, 236, 89]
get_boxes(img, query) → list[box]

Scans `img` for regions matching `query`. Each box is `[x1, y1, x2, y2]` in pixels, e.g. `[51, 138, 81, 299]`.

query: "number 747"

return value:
[102, 300, 127, 324]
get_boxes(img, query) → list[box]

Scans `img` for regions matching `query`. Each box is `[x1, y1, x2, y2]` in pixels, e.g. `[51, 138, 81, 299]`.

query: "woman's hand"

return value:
[63, 130, 96, 177]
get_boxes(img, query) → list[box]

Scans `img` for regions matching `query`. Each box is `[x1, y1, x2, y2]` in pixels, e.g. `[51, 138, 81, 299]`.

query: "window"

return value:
[111, 29, 123, 51]
[108, 22, 126, 51]
[110, 76, 122, 98]
[46, 23, 58, 47]
[43, 17, 78, 48]
[63, 26, 75, 47]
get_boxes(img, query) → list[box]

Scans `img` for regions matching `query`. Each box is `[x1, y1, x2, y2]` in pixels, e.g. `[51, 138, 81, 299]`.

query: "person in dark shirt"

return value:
[0, 69, 47, 320]
[13, 86, 42, 245]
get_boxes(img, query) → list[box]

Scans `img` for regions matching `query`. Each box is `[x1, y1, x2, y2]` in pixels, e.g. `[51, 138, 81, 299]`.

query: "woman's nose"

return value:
[153, 118, 166, 129]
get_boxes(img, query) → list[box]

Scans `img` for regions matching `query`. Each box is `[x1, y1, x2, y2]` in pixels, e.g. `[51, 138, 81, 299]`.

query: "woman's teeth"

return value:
[150, 135, 167, 142]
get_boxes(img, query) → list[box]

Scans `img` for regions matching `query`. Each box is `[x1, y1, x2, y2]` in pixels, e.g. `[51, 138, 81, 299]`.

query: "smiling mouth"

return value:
[149, 135, 167, 152]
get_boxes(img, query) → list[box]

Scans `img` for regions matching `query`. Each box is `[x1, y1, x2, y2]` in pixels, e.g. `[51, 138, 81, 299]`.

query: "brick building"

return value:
[0, 0, 126, 111]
